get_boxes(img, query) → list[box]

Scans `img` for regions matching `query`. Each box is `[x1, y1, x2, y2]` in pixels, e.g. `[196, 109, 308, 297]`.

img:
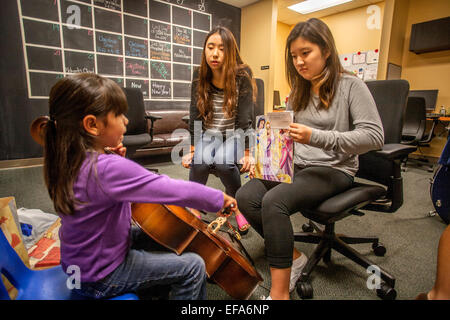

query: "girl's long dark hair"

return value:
[285, 18, 347, 112]
[44, 73, 128, 215]
[195, 26, 254, 124]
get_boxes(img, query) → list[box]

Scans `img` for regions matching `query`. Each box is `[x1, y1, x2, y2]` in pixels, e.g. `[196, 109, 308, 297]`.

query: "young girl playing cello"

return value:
[41, 73, 236, 299]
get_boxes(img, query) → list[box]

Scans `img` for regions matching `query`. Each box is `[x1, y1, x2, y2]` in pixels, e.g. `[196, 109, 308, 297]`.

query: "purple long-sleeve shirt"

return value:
[59, 153, 224, 282]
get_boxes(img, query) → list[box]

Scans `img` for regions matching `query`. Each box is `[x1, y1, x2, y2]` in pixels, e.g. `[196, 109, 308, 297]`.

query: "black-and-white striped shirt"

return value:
[203, 91, 235, 134]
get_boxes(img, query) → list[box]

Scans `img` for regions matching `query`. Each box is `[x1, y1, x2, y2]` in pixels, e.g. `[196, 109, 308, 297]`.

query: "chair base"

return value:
[293, 221, 396, 300]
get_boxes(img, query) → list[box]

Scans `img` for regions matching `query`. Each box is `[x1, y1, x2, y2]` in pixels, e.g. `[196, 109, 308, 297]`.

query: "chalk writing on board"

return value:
[173, 45, 191, 63]
[94, 0, 121, 11]
[97, 33, 122, 55]
[150, 41, 171, 61]
[151, 61, 171, 80]
[173, 26, 191, 45]
[151, 81, 171, 98]
[125, 38, 148, 58]
[150, 21, 171, 42]
[127, 79, 149, 97]
[126, 59, 148, 77]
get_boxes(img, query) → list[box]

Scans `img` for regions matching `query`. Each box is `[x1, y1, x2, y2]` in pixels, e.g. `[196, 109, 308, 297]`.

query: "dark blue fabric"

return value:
[438, 136, 450, 166]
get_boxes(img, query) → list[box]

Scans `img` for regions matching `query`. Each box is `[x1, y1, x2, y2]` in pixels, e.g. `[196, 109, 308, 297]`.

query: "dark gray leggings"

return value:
[235, 166, 353, 269]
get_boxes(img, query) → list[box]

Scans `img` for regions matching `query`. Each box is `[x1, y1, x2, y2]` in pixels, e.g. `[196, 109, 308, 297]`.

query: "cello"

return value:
[30, 116, 263, 300]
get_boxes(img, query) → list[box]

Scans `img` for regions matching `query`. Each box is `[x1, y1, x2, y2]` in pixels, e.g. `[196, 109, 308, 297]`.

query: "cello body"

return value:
[131, 203, 263, 300]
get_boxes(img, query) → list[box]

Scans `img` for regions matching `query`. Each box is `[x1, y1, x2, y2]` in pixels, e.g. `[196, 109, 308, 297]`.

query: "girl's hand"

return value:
[238, 154, 255, 173]
[222, 193, 238, 212]
[106, 143, 127, 157]
[182, 152, 194, 168]
[248, 165, 255, 179]
[288, 123, 312, 144]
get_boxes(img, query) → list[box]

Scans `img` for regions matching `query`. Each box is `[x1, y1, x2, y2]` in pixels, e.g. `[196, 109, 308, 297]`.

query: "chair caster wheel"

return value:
[372, 242, 386, 256]
[376, 283, 397, 300]
[302, 223, 314, 233]
[296, 281, 313, 299]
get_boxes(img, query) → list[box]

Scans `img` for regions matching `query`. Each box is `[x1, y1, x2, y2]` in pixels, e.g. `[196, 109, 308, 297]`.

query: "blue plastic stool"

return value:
[0, 228, 138, 300]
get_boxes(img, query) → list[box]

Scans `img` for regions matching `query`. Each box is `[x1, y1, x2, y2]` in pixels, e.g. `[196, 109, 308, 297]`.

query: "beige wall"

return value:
[320, 2, 385, 55]
[273, 3, 386, 99]
[241, 0, 278, 113]
[400, 0, 450, 112]
[274, 21, 291, 107]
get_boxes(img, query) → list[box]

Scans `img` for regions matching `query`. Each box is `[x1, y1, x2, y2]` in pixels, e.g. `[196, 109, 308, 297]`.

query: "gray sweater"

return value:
[288, 74, 384, 176]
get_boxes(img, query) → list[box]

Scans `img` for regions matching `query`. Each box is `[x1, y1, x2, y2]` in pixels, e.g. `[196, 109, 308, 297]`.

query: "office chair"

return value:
[294, 79, 417, 300]
[122, 87, 162, 158]
[401, 96, 434, 172]
[0, 228, 138, 300]
[253, 78, 265, 124]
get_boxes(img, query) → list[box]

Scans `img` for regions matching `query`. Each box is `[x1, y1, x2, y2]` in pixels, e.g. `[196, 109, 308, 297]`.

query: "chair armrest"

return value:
[144, 113, 163, 122]
[144, 112, 163, 142]
[371, 143, 417, 160]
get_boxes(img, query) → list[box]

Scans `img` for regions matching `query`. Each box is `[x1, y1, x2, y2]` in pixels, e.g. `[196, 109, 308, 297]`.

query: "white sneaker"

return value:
[289, 254, 308, 292]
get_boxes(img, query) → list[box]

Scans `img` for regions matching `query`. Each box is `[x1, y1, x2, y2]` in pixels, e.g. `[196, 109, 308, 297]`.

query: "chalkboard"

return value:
[126, 79, 150, 98]
[124, 0, 148, 17]
[23, 19, 61, 47]
[97, 55, 123, 76]
[63, 27, 94, 51]
[126, 58, 149, 78]
[150, 21, 171, 42]
[109, 77, 124, 87]
[94, 8, 122, 33]
[193, 30, 208, 48]
[173, 82, 191, 99]
[124, 15, 148, 38]
[65, 51, 95, 74]
[151, 81, 171, 99]
[20, 0, 59, 21]
[27, 46, 63, 72]
[173, 26, 192, 46]
[125, 37, 148, 58]
[173, 64, 192, 81]
[96, 32, 122, 55]
[29, 72, 64, 97]
[60, 0, 93, 29]
[193, 48, 203, 65]
[193, 11, 211, 31]
[173, 45, 192, 64]
[173, 6, 191, 28]
[149, 0, 170, 22]
[16, 0, 226, 102]
[150, 61, 171, 80]
[94, 0, 121, 11]
[150, 41, 171, 61]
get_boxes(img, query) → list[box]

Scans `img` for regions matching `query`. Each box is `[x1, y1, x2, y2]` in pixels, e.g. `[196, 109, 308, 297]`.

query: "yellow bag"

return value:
[0, 197, 30, 299]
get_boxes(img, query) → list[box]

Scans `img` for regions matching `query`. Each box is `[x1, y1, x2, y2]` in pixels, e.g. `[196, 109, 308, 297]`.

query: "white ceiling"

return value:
[218, 0, 384, 25]
[217, 0, 261, 8]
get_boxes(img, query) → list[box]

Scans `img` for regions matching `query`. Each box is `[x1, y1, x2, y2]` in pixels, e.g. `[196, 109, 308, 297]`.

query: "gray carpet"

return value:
[0, 155, 447, 300]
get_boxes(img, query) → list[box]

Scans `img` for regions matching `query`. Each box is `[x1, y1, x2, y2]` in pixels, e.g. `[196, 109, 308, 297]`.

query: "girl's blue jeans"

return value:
[189, 133, 244, 197]
[75, 226, 207, 300]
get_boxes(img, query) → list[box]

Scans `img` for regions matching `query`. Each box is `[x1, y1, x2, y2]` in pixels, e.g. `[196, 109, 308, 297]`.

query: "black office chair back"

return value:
[402, 97, 426, 143]
[365, 80, 409, 144]
[358, 79, 410, 211]
[121, 87, 152, 158]
[122, 87, 147, 135]
[253, 78, 265, 127]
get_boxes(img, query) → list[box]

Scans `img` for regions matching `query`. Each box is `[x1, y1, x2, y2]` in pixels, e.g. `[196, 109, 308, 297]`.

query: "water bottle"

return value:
[440, 106, 446, 116]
